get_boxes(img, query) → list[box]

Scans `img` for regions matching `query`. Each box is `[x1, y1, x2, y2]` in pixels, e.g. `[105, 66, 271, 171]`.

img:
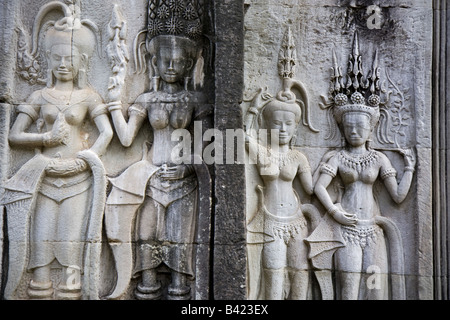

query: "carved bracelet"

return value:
[107, 101, 122, 112]
[327, 206, 339, 216]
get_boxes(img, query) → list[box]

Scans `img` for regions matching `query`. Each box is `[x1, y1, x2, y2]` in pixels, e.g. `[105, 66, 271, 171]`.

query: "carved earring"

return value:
[290, 133, 297, 147]
[184, 76, 191, 91]
[78, 54, 88, 89]
[152, 76, 160, 92]
[46, 68, 53, 88]
[78, 68, 87, 89]
[150, 56, 160, 91]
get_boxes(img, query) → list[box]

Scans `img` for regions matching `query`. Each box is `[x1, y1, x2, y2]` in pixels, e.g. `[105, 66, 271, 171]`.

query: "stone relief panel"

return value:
[306, 32, 416, 300]
[104, 0, 210, 301]
[1, 0, 113, 300]
[243, 28, 320, 300]
[0, 0, 213, 300]
[243, 0, 432, 300]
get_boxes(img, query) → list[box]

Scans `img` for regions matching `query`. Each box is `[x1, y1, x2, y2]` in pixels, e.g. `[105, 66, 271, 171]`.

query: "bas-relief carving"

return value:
[244, 29, 416, 300]
[307, 33, 415, 300]
[1, 0, 211, 301]
[244, 28, 320, 300]
[104, 0, 208, 300]
[1, 0, 113, 300]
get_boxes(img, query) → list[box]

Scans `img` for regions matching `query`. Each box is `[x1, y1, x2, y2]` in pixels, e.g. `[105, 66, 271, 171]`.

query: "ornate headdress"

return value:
[147, 0, 204, 41]
[31, 1, 98, 57]
[329, 32, 381, 129]
[28, 0, 98, 88]
[134, 0, 205, 89]
[249, 27, 318, 133]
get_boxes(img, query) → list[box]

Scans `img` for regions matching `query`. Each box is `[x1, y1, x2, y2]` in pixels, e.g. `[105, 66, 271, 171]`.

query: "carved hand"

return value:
[329, 206, 358, 226]
[106, 84, 123, 104]
[43, 113, 70, 147]
[399, 148, 416, 170]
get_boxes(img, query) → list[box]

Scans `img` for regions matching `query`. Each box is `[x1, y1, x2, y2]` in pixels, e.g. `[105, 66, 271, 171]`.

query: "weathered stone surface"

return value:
[242, 0, 433, 300]
[0, 0, 445, 302]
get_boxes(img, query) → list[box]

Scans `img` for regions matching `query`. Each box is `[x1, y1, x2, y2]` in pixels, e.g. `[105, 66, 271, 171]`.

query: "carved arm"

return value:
[107, 101, 147, 147]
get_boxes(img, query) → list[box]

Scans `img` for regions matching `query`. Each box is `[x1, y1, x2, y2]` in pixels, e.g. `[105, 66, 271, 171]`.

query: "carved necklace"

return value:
[259, 146, 302, 169]
[338, 150, 379, 171]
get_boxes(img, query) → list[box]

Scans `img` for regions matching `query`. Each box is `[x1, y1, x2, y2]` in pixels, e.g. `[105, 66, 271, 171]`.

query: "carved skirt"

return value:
[134, 171, 198, 278]
[28, 170, 92, 271]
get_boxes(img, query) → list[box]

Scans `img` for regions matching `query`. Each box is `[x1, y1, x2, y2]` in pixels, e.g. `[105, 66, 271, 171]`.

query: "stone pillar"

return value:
[432, 0, 450, 300]
[212, 0, 247, 300]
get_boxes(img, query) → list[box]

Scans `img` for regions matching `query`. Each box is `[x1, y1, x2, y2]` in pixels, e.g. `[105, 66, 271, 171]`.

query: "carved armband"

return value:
[90, 104, 108, 120]
[380, 167, 397, 180]
[298, 164, 312, 174]
[404, 166, 415, 173]
[17, 104, 39, 122]
[128, 104, 147, 118]
[320, 163, 337, 178]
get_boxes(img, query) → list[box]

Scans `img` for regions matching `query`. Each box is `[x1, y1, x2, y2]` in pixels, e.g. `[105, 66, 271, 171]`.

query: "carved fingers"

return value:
[398, 148, 416, 171]
[329, 206, 358, 226]
[43, 113, 70, 147]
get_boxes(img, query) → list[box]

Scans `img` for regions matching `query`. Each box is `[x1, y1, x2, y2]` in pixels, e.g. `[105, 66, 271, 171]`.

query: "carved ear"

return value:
[187, 58, 194, 70]
[81, 53, 89, 66]
[151, 56, 157, 69]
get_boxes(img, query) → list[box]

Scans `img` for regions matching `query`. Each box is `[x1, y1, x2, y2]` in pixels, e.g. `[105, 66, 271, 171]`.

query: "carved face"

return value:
[266, 110, 297, 145]
[152, 46, 193, 84]
[48, 44, 82, 82]
[342, 112, 372, 147]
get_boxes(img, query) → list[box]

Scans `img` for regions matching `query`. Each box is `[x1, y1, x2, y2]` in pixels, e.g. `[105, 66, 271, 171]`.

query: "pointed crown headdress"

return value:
[134, 0, 206, 89]
[330, 32, 381, 128]
[147, 0, 204, 41]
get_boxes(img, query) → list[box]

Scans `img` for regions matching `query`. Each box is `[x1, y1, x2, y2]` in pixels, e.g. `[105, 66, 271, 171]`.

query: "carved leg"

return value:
[56, 266, 81, 300]
[288, 269, 309, 300]
[168, 272, 191, 300]
[263, 268, 285, 300]
[28, 266, 54, 299]
[334, 243, 363, 300]
[134, 199, 163, 300]
[361, 234, 389, 300]
[135, 268, 162, 300]
[262, 237, 287, 300]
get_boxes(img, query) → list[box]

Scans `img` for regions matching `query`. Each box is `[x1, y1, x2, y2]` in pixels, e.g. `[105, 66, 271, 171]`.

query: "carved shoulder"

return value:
[16, 90, 45, 121]
[375, 150, 393, 167]
[26, 89, 46, 105]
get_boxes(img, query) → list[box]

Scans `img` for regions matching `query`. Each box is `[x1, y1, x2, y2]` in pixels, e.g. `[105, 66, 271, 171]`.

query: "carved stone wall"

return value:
[243, 0, 433, 300]
[0, 0, 214, 300]
[0, 0, 447, 301]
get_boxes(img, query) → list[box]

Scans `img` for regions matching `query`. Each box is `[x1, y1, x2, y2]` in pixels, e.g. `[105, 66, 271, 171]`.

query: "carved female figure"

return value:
[2, 1, 112, 300]
[307, 35, 415, 300]
[246, 96, 316, 300]
[104, 0, 205, 300]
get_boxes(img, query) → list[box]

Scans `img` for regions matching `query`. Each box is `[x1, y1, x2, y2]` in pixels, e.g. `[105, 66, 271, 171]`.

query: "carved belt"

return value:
[262, 207, 308, 245]
[39, 171, 92, 203]
[341, 224, 383, 248]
